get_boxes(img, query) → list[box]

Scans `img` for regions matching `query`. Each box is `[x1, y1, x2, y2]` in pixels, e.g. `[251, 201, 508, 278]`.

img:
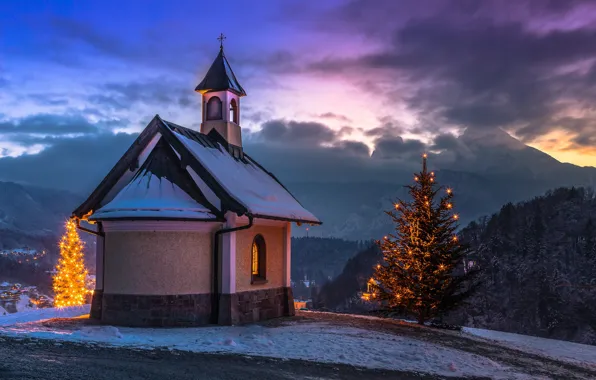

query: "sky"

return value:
[0, 0, 595, 192]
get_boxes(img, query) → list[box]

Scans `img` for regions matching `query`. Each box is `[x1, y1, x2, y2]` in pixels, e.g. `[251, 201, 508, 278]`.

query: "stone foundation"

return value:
[89, 289, 103, 319]
[90, 287, 293, 327]
[218, 286, 294, 325]
[100, 293, 212, 327]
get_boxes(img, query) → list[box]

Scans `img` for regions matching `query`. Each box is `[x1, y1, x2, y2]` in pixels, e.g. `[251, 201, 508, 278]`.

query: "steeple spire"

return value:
[217, 33, 226, 50]
[195, 35, 246, 96]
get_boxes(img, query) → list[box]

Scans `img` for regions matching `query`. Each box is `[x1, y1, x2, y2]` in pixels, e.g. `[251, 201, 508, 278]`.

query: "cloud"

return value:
[49, 17, 130, 58]
[255, 120, 339, 145]
[0, 113, 132, 160]
[299, 1, 596, 152]
[431, 133, 465, 151]
[371, 136, 426, 159]
[365, 116, 405, 138]
[335, 140, 370, 157]
[0, 114, 108, 136]
[252, 119, 374, 157]
[317, 112, 352, 123]
[88, 79, 196, 111]
[0, 131, 137, 193]
[0, 115, 422, 193]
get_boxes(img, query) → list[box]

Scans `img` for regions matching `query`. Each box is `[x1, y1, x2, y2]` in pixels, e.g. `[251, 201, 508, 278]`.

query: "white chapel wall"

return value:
[103, 231, 212, 295]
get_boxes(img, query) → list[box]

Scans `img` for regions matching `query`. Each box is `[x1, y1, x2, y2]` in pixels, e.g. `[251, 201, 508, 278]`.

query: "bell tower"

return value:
[195, 34, 247, 148]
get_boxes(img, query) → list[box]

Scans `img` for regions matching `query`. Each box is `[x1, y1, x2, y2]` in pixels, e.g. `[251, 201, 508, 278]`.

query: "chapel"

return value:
[72, 38, 321, 326]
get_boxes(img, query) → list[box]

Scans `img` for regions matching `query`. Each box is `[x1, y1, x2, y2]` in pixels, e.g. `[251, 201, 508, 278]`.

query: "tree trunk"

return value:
[417, 312, 425, 325]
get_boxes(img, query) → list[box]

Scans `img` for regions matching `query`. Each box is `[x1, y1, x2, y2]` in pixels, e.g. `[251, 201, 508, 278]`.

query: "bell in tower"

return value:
[195, 34, 247, 148]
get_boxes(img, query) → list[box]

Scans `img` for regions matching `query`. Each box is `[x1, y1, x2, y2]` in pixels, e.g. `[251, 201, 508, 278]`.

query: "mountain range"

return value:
[0, 128, 594, 245]
[0, 182, 82, 251]
[289, 128, 595, 239]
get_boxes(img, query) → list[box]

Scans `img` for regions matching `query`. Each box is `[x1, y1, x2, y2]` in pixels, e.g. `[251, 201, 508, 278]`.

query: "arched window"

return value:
[251, 234, 266, 282]
[229, 98, 238, 124]
[206, 96, 222, 120]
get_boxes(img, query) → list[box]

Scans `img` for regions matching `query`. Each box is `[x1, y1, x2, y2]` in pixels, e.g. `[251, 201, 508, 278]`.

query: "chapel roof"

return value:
[90, 138, 217, 221]
[194, 47, 247, 96]
[74, 115, 320, 225]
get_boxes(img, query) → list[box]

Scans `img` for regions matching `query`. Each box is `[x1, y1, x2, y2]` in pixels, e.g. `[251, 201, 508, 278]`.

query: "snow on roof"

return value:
[75, 116, 320, 224]
[91, 172, 215, 221]
[176, 133, 320, 224]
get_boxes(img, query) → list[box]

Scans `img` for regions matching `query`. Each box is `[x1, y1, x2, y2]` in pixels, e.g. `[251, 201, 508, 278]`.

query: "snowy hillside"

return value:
[1, 309, 595, 379]
[463, 327, 596, 370]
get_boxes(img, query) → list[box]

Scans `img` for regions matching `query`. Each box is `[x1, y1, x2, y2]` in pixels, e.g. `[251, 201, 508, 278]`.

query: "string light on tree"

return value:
[53, 219, 89, 308]
[367, 153, 479, 324]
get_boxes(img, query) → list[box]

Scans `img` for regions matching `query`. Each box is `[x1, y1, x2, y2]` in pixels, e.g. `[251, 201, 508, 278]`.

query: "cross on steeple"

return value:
[217, 33, 226, 50]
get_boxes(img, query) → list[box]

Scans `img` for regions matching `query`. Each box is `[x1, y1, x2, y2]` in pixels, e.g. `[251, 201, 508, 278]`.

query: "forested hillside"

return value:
[316, 187, 596, 345]
[313, 243, 380, 311]
[453, 187, 596, 344]
[291, 237, 369, 285]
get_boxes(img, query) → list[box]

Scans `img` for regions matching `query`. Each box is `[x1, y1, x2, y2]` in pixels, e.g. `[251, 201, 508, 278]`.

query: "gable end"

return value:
[72, 115, 162, 218]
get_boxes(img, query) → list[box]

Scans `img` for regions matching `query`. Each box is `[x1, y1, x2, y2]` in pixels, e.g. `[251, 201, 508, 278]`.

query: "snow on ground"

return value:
[0, 309, 535, 379]
[16, 295, 34, 312]
[463, 327, 596, 370]
[0, 305, 89, 326]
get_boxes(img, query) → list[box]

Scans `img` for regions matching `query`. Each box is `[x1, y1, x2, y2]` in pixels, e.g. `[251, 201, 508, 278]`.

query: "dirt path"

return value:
[278, 312, 596, 380]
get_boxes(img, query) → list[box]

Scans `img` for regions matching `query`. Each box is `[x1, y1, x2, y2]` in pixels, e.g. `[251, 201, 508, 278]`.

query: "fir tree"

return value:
[372, 154, 479, 324]
[53, 219, 89, 307]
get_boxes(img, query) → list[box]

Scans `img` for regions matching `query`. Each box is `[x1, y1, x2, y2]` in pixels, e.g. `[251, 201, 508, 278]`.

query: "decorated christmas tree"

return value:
[53, 219, 89, 307]
[372, 154, 479, 324]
